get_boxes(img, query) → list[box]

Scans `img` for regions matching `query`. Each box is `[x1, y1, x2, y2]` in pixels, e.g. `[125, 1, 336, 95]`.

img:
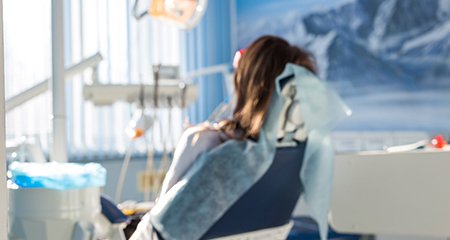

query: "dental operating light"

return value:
[133, 0, 208, 29]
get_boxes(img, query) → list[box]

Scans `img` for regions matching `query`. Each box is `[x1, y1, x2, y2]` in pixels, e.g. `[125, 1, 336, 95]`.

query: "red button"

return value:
[431, 135, 447, 149]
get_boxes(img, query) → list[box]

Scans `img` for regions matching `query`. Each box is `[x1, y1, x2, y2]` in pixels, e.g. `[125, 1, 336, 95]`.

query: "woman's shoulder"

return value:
[181, 123, 229, 146]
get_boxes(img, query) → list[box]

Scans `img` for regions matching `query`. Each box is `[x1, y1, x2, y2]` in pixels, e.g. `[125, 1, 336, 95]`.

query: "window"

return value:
[5, 0, 183, 161]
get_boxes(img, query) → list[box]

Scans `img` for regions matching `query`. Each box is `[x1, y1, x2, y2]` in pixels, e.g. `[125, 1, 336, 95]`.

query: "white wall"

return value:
[0, 0, 7, 237]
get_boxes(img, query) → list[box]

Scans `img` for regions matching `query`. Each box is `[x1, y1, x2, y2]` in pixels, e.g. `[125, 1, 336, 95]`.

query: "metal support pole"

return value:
[0, 0, 7, 237]
[51, 0, 67, 162]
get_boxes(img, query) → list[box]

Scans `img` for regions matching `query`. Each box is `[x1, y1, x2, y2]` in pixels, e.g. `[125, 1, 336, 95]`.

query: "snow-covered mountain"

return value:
[237, 0, 450, 96]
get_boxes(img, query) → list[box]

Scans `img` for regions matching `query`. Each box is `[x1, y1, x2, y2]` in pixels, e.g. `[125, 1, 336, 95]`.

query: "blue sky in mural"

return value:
[237, 0, 351, 20]
[235, 0, 450, 132]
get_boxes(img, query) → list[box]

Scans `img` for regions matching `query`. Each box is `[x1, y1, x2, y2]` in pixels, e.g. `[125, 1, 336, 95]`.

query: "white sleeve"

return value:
[159, 127, 221, 197]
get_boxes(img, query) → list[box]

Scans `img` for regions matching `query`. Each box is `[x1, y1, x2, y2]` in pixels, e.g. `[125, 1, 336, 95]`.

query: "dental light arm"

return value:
[185, 64, 230, 80]
[5, 53, 103, 112]
[83, 64, 232, 108]
[83, 82, 197, 108]
[185, 63, 234, 95]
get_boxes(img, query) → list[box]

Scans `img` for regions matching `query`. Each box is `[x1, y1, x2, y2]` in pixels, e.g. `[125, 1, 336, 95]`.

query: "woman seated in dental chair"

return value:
[160, 35, 317, 200]
[131, 35, 346, 240]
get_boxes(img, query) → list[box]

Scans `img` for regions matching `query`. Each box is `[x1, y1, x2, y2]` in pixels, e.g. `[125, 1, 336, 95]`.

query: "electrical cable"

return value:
[144, 135, 155, 202]
[167, 96, 176, 152]
[115, 142, 134, 203]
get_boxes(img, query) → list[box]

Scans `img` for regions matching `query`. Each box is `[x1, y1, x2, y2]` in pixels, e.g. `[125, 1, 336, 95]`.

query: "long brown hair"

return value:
[220, 35, 316, 140]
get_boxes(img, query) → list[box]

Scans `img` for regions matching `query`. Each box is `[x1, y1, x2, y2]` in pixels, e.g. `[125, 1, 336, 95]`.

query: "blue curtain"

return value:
[180, 0, 233, 124]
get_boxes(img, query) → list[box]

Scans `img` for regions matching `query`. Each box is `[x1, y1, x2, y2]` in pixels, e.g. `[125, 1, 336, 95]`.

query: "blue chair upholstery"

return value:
[201, 141, 307, 239]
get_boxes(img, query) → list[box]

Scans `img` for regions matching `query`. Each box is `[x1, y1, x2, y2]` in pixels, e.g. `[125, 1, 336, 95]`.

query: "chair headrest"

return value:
[276, 75, 307, 145]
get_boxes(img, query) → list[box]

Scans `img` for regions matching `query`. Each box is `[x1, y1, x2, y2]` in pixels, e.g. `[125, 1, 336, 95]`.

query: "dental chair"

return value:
[200, 75, 308, 240]
[132, 143, 306, 240]
[201, 141, 306, 239]
[134, 73, 327, 240]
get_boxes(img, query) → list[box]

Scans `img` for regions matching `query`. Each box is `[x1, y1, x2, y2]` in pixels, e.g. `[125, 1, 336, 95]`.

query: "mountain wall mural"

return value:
[237, 0, 450, 131]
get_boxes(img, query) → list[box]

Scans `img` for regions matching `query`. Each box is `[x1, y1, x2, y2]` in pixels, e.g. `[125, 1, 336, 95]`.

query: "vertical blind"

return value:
[4, 0, 183, 160]
[180, 0, 234, 124]
[4, 0, 52, 151]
